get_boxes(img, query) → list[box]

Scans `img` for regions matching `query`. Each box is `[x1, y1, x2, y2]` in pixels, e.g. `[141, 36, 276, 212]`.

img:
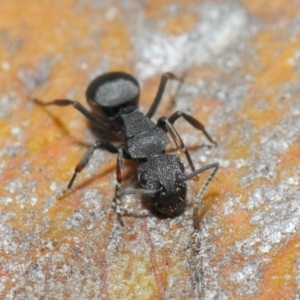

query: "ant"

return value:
[34, 71, 219, 228]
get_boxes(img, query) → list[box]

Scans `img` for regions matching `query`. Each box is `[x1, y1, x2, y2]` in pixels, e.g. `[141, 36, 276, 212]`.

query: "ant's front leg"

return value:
[114, 146, 131, 225]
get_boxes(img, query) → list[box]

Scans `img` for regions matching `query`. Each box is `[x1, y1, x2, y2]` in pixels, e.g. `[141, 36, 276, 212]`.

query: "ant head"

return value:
[86, 72, 140, 119]
[138, 155, 187, 217]
[153, 181, 187, 217]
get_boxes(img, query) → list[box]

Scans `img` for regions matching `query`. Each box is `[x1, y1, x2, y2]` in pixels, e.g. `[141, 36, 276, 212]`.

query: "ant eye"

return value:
[158, 186, 166, 195]
[178, 161, 185, 172]
[139, 172, 147, 185]
[174, 181, 180, 191]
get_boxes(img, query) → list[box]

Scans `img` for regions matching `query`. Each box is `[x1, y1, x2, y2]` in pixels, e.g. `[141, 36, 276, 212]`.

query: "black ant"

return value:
[34, 72, 219, 228]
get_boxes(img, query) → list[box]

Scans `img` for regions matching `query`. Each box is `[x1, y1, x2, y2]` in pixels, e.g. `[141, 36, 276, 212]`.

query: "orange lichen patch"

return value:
[105, 219, 193, 299]
[216, 167, 244, 196]
[0, 119, 12, 138]
[108, 253, 157, 299]
[26, 103, 87, 157]
[0, 0, 118, 90]
[241, 31, 300, 131]
[187, 66, 218, 82]
[99, 20, 132, 69]
[277, 143, 300, 166]
[285, 144, 300, 165]
[243, 94, 289, 130]
[224, 209, 253, 236]
[162, 13, 198, 35]
[0, 154, 29, 186]
[194, 97, 221, 121]
[243, 0, 300, 19]
[1, 1, 80, 61]
[45, 199, 79, 237]
[258, 234, 300, 300]
[109, 222, 190, 299]
[223, 129, 252, 160]
[169, 221, 182, 231]
[195, 167, 242, 221]
[211, 209, 254, 258]
[145, 0, 199, 19]
[276, 143, 300, 184]
[141, 222, 168, 298]
[246, 30, 300, 82]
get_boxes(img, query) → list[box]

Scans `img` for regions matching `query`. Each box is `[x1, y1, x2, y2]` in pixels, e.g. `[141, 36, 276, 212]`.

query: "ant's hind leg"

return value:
[66, 140, 118, 191]
[33, 98, 112, 130]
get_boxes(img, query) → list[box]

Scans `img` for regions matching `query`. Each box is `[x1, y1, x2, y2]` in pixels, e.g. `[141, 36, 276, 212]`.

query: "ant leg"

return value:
[168, 111, 217, 146]
[67, 140, 118, 190]
[114, 147, 150, 225]
[34, 99, 112, 131]
[114, 146, 129, 225]
[184, 162, 219, 229]
[146, 72, 182, 119]
[158, 117, 196, 171]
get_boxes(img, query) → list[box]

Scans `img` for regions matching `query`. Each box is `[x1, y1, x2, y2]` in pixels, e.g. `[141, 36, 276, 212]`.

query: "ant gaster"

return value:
[34, 72, 219, 228]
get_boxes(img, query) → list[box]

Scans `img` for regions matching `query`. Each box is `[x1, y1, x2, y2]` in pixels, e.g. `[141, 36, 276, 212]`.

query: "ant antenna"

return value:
[184, 162, 219, 229]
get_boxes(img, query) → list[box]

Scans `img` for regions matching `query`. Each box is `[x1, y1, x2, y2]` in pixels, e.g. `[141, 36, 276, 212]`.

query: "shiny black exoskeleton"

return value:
[35, 71, 219, 227]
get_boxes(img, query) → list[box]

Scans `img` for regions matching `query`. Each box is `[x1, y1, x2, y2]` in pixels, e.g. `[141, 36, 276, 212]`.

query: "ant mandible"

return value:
[34, 72, 219, 228]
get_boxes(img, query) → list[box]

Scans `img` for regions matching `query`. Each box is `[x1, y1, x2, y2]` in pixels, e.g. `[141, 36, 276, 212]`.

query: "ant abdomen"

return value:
[86, 72, 140, 119]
